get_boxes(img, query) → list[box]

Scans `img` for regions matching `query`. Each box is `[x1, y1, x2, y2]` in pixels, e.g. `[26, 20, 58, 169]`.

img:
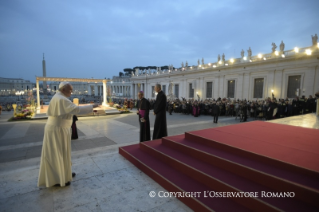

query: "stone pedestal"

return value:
[316, 100, 319, 116]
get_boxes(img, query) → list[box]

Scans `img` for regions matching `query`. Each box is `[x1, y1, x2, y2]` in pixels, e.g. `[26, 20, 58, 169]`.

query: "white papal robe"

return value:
[38, 91, 93, 187]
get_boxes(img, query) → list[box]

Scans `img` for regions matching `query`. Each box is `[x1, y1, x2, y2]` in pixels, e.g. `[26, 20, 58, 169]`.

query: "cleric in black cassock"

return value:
[137, 91, 151, 142]
[153, 84, 168, 140]
[71, 115, 78, 139]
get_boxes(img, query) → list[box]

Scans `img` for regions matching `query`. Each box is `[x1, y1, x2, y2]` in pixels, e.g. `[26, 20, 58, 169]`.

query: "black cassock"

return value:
[71, 115, 78, 139]
[138, 98, 151, 142]
[152, 90, 168, 140]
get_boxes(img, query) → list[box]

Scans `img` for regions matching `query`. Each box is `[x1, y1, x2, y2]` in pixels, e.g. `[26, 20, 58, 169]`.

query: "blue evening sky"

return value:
[0, 0, 318, 82]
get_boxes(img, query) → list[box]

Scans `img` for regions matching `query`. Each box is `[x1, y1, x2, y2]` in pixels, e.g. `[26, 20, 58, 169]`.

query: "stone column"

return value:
[94, 85, 98, 96]
[135, 84, 138, 98]
[103, 80, 107, 106]
[36, 79, 40, 112]
[88, 85, 91, 95]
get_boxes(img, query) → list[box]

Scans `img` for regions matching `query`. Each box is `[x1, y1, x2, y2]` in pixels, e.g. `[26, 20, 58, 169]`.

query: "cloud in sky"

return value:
[0, 0, 318, 82]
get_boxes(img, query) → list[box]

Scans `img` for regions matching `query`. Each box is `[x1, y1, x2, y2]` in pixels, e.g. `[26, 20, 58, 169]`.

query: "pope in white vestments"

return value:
[38, 82, 93, 187]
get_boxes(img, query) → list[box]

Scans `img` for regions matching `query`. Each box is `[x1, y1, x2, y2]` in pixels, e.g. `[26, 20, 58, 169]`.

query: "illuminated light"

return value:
[199, 65, 201, 67]
[263, 57, 266, 60]
[258, 54, 262, 58]
[225, 63, 229, 66]
[305, 49, 312, 55]
[208, 63, 211, 66]
[213, 65, 216, 68]
[281, 54, 285, 58]
[317, 42, 319, 48]
[218, 61, 222, 64]
[275, 51, 279, 56]
[249, 60, 252, 62]
[243, 56, 247, 60]
[294, 47, 299, 53]
[190, 67, 192, 69]
[230, 58, 234, 63]
[271, 90, 274, 93]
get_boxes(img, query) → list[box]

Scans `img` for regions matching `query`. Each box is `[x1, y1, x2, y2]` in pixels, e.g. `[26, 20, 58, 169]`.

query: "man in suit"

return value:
[152, 84, 168, 140]
[212, 102, 220, 123]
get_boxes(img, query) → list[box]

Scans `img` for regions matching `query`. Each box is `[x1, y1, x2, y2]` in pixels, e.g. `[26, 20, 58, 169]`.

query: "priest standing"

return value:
[152, 84, 167, 139]
[38, 82, 96, 187]
[137, 91, 151, 142]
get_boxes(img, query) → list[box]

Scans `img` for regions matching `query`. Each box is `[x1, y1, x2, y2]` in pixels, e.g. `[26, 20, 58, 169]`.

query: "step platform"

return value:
[119, 121, 319, 212]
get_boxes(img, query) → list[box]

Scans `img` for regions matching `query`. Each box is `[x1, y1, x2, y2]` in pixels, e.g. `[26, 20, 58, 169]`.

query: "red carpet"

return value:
[119, 121, 319, 212]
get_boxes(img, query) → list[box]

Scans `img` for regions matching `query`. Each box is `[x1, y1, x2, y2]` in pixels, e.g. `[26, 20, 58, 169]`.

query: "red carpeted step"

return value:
[119, 143, 252, 212]
[185, 130, 319, 173]
[185, 122, 319, 172]
[141, 140, 319, 211]
[161, 136, 319, 208]
[179, 133, 319, 190]
[211, 121, 319, 153]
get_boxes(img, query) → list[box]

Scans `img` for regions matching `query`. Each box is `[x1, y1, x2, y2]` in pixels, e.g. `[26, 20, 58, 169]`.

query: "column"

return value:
[94, 85, 98, 96]
[130, 84, 133, 98]
[199, 77, 204, 99]
[103, 80, 107, 106]
[88, 84, 91, 95]
[36, 79, 40, 112]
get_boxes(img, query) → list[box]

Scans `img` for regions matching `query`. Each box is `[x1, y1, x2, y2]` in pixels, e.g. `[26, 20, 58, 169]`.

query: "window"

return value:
[174, 84, 179, 98]
[152, 86, 155, 98]
[162, 85, 166, 94]
[253, 78, 264, 98]
[287, 75, 301, 98]
[227, 80, 235, 98]
[189, 83, 194, 98]
[206, 82, 213, 98]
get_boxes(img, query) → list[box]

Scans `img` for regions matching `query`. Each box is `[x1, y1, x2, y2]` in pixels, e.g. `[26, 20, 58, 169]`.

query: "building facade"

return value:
[0, 77, 35, 96]
[131, 44, 319, 100]
[109, 76, 132, 98]
[48, 76, 133, 98]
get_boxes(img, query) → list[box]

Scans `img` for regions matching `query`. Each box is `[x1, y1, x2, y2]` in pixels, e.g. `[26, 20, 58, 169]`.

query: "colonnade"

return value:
[110, 85, 132, 97]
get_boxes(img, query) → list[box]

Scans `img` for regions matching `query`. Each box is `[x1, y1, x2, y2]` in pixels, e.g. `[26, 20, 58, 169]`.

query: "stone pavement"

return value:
[3, 110, 315, 211]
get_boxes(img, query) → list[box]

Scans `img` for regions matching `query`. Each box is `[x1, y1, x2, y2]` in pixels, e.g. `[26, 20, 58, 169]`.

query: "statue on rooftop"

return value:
[280, 41, 285, 52]
[222, 53, 225, 62]
[272, 42, 277, 53]
[312, 34, 318, 46]
[202, 58, 204, 65]
[241, 49, 244, 58]
[218, 54, 220, 62]
[247, 47, 252, 58]
[197, 59, 200, 66]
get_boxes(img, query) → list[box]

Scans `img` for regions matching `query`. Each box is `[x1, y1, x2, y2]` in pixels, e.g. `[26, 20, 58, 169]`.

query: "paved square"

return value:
[2, 110, 311, 211]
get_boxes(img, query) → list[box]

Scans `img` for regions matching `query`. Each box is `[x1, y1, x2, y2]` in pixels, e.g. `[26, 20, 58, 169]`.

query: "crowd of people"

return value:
[116, 94, 318, 122]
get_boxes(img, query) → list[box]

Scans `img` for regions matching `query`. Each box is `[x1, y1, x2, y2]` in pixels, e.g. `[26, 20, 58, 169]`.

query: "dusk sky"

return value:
[1, 0, 318, 82]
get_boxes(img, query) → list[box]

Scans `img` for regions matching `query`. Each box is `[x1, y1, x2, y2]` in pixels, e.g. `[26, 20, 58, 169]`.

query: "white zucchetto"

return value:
[59, 81, 71, 89]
